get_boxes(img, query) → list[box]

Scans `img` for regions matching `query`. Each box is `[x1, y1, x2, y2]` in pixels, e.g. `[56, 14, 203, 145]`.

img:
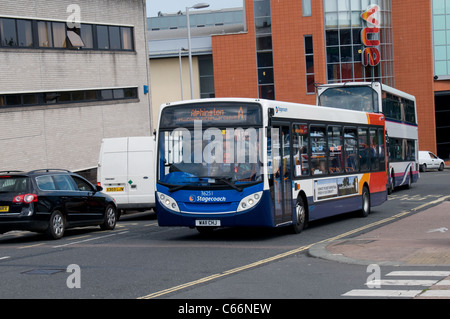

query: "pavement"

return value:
[309, 197, 450, 298]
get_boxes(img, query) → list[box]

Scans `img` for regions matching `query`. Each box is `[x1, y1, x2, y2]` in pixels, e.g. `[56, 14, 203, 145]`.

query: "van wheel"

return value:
[101, 205, 117, 230]
[292, 196, 307, 234]
[46, 210, 65, 240]
[360, 186, 370, 218]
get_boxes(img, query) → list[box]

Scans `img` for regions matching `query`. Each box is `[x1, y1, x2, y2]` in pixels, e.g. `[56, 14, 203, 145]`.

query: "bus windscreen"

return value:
[318, 86, 379, 113]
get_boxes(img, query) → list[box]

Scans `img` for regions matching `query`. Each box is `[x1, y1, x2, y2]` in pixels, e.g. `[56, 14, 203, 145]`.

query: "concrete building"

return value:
[0, 0, 151, 179]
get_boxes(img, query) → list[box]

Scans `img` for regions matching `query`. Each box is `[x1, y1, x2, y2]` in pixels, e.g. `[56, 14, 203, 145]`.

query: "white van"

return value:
[97, 136, 156, 214]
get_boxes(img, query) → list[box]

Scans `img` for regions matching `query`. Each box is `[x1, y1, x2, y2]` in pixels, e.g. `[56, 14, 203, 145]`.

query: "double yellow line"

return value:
[138, 195, 450, 299]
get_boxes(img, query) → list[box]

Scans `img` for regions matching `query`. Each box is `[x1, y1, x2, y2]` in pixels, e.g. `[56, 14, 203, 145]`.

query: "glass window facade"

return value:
[254, 0, 275, 99]
[432, 0, 450, 78]
[323, 0, 394, 86]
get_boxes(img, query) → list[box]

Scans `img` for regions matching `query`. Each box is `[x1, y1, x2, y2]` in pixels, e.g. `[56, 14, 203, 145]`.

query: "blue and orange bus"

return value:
[155, 98, 387, 234]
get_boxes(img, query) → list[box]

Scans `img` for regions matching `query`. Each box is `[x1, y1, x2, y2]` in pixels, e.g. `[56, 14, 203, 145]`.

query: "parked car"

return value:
[418, 151, 445, 172]
[0, 169, 117, 239]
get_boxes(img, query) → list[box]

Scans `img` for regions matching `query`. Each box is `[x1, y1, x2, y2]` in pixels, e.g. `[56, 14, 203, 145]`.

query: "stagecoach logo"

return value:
[275, 106, 288, 113]
[188, 194, 227, 203]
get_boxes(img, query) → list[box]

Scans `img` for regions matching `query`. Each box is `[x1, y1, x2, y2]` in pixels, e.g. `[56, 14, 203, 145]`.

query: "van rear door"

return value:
[98, 138, 129, 207]
[127, 137, 155, 208]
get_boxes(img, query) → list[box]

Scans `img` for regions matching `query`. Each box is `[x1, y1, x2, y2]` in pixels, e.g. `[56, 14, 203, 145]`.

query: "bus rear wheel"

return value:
[360, 186, 370, 217]
[292, 196, 307, 234]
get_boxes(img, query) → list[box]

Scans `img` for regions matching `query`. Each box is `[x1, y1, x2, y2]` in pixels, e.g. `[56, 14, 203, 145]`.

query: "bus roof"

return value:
[158, 97, 385, 128]
[317, 82, 416, 102]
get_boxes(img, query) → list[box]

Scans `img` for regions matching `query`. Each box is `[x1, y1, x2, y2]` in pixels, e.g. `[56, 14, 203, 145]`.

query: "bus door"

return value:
[270, 124, 293, 224]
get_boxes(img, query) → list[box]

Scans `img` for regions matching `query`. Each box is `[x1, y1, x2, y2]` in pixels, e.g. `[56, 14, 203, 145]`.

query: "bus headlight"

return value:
[157, 192, 180, 212]
[237, 191, 263, 212]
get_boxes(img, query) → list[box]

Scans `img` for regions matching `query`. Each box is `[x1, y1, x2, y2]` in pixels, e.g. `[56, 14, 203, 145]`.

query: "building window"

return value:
[254, 0, 275, 100]
[199, 55, 215, 99]
[37, 21, 53, 48]
[323, 0, 394, 86]
[304, 35, 315, 93]
[433, 0, 450, 78]
[0, 88, 138, 109]
[0, 18, 33, 47]
[303, 0, 312, 17]
[0, 16, 134, 52]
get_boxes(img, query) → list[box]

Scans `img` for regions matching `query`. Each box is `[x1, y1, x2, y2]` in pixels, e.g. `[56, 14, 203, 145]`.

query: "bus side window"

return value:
[378, 128, 386, 169]
[344, 128, 358, 172]
[370, 128, 379, 171]
[358, 128, 370, 172]
[310, 125, 327, 175]
[293, 124, 310, 177]
[328, 126, 343, 174]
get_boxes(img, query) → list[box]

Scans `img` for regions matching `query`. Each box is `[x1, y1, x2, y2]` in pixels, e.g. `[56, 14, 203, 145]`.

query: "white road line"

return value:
[366, 279, 438, 287]
[343, 289, 422, 298]
[386, 271, 450, 277]
[419, 290, 450, 297]
[436, 280, 450, 286]
[52, 233, 117, 248]
[0, 256, 11, 261]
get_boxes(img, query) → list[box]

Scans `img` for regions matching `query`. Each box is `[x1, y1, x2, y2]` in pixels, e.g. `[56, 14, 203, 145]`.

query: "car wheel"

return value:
[101, 205, 117, 230]
[46, 210, 65, 240]
[439, 163, 444, 171]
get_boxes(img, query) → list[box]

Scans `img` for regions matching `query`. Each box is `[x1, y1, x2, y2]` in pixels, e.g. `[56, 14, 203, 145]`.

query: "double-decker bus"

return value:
[155, 98, 387, 234]
[317, 82, 419, 193]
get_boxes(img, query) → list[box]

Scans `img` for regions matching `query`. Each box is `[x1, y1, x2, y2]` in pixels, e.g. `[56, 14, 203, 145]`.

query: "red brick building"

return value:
[212, 0, 450, 158]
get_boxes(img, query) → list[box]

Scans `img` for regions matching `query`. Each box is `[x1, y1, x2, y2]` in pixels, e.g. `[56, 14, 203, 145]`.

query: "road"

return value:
[0, 170, 449, 304]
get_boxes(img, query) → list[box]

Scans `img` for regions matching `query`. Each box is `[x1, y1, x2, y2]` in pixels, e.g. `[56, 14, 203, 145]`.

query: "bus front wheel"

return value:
[292, 196, 307, 234]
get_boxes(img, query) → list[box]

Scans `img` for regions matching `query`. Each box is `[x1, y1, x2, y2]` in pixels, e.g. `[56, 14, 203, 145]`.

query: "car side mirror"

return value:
[96, 185, 103, 192]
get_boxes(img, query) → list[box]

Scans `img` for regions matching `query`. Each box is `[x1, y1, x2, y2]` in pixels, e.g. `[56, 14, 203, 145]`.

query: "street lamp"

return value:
[186, 3, 210, 99]
[179, 47, 188, 100]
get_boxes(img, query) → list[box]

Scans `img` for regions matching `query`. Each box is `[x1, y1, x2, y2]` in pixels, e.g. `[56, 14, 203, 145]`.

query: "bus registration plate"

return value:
[0, 206, 9, 213]
[195, 220, 221, 227]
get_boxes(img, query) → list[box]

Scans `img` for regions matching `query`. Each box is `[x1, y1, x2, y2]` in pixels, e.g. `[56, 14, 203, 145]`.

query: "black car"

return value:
[0, 169, 117, 239]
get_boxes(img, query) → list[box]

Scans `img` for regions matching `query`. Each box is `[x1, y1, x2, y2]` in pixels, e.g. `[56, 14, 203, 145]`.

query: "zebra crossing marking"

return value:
[343, 270, 450, 298]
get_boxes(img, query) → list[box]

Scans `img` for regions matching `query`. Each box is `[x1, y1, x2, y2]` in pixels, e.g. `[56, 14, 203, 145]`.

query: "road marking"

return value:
[420, 290, 450, 297]
[366, 279, 438, 287]
[18, 243, 45, 249]
[138, 195, 450, 299]
[52, 233, 118, 248]
[386, 271, 450, 277]
[0, 256, 10, 261]
[343, 289, 422, 297]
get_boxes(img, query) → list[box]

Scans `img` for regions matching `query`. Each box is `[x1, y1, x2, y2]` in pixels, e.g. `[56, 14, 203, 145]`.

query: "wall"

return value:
[149, 56, 200, 130]
[392, 0, 437, 153]
[0, 0, 152, 172]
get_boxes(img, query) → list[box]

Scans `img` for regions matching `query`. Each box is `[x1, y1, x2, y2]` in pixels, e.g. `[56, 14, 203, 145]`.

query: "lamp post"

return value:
[179, 47, 188, 100]
[186, 3, 210, 99]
